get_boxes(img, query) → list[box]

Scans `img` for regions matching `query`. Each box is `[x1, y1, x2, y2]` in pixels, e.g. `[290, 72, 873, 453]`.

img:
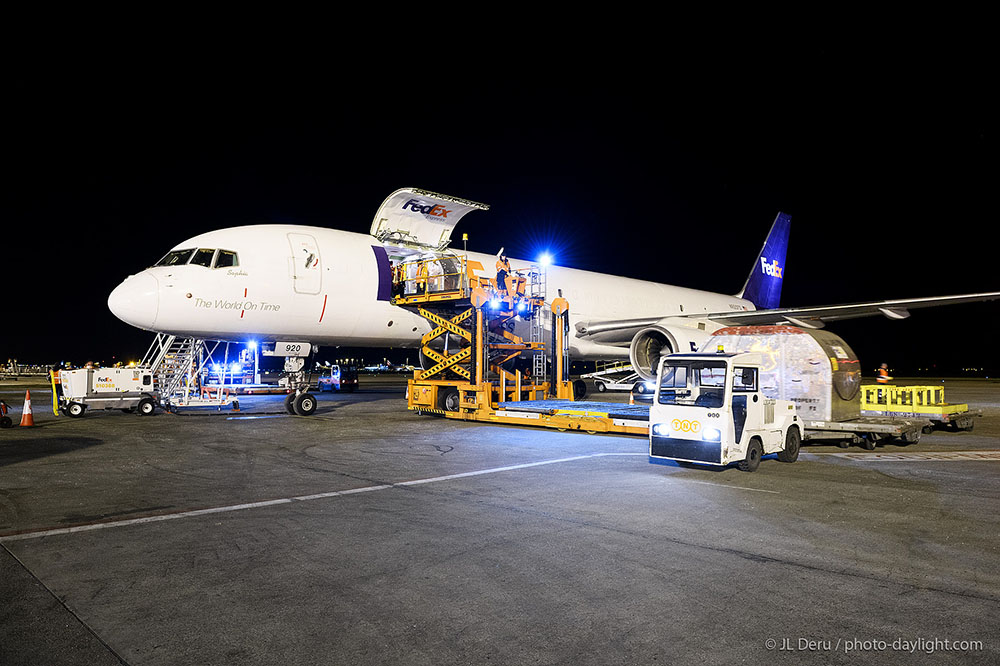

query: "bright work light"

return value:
[538, 252, 553, 267]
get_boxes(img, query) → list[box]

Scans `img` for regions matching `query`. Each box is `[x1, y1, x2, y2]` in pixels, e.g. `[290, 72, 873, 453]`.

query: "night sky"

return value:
[3, 54, 997, 375]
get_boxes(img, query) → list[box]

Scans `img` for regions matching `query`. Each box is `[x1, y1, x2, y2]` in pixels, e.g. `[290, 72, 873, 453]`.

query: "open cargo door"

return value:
[370, 188, 489, 252]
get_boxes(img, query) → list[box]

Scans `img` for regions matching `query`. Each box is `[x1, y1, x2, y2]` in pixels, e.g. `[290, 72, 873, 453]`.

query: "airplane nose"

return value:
[108, 271, 160, 330]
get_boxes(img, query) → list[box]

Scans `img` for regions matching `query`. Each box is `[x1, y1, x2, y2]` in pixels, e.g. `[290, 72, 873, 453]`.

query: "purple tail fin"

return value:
[738, 213, 790, 310]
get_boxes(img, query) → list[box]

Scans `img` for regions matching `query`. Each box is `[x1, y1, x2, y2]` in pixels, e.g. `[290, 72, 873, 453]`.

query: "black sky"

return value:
[3, 48, 997, 374]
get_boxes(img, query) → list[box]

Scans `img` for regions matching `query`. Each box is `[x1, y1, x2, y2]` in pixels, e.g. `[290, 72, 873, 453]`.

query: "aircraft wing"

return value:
[575, 291, 1000, 343]
[704, 291, 1000, 329]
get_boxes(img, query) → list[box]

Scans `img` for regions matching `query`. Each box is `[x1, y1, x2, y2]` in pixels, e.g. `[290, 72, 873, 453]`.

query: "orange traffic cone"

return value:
[628, 391, 634, 405]
[19, 390, 35, 427]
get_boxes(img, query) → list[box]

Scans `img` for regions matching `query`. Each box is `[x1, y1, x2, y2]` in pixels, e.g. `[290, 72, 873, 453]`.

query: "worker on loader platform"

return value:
[416, 261, 429, 295]
[495, 249, 512, 306]
[391, 263, 403, 297]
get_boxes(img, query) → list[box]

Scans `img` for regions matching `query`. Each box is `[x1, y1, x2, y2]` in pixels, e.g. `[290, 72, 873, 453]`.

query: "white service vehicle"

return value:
[649, 352, 801, 471]
[593, 372, 655, 395]
[58, 367, 159, 417]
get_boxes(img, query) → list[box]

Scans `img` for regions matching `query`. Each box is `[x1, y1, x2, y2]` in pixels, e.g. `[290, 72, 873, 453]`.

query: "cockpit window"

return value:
[156, 249, 195, 267]
[214, 250, 239, 268]
[190, 249, 216, 268]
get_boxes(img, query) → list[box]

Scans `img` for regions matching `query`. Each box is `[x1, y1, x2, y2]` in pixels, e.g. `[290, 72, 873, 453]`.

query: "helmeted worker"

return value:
[495, 248, 512, 306]
[876, 363, 892, 384]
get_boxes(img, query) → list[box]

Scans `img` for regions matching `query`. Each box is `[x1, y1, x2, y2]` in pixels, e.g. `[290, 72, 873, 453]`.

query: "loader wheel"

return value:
[438, 388, 460, 412]
[860, 434, 877, 451]
[777, 426, 800, 463]
[738, 438, 763, 472]
[136, 398, 156, 416]
[0, 416, 12, 428]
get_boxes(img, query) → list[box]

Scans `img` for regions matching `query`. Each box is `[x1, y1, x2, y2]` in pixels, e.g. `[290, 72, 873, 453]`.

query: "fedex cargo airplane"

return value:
[108, 188, 999, 383]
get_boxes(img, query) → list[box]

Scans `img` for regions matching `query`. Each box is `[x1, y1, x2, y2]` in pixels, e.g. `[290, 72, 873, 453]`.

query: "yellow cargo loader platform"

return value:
[393, 255, 647, 437]
[860, 384, 980, 432]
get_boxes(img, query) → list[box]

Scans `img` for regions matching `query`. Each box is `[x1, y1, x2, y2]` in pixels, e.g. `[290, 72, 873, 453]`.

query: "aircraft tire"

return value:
[284, 393, 297, 414]
[293, 393, 318, 416]
[738, 438, 762, 472]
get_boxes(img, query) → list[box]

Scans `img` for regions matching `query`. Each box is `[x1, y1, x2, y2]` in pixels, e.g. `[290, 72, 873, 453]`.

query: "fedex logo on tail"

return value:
[760, 257, 783, 278]
[402, 199, 451, 218]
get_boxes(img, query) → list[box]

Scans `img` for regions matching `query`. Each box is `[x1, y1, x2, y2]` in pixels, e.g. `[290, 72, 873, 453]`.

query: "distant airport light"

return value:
[490, 299, 501, 310]
[538, 252, 553, 267]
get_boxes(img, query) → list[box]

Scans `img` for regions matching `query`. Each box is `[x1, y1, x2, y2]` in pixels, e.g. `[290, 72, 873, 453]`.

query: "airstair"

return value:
[140, 334, 240, 410]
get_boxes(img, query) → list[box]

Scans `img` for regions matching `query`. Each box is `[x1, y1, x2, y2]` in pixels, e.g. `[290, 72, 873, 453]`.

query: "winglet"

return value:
[737, 212, 791, 310]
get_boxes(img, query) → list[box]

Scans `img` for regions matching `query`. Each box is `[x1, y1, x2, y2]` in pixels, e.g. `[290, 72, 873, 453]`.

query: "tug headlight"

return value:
[702, 427, 722, 442]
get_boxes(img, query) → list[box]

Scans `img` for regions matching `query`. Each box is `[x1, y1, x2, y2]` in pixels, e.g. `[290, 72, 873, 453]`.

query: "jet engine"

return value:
[628, 319, 716, 381]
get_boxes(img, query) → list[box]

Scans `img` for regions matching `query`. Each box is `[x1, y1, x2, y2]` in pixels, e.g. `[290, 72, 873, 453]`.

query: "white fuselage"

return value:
[108, 225, 754, 358]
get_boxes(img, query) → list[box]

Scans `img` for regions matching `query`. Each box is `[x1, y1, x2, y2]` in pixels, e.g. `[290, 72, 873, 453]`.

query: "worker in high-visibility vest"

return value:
[876, 363, 892, 384]
[495, 249, 511, 306]
[416, 261, 429, 294]
[391, 263, 402, 297]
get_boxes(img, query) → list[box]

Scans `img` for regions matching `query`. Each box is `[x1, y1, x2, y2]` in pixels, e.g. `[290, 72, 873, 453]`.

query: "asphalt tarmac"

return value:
[2, 376, 999, 665]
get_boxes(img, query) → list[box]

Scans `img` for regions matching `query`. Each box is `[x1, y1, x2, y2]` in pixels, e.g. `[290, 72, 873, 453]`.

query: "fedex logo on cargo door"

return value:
[402, 199, 451, 218]
[760, 257, 783, 278]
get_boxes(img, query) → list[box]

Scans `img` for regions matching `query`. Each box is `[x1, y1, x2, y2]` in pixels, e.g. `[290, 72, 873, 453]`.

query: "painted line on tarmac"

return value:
[0, 453, 637, 542]
[808, 450, 1000, 462]
[0, 452, 778, 543]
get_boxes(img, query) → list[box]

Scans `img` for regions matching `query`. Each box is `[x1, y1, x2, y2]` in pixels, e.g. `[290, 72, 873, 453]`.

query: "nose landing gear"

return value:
[276, 349, 319, 416]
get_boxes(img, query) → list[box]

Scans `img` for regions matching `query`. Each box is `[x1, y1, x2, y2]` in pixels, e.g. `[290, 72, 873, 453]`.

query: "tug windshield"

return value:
[657, 360, 727, 409]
